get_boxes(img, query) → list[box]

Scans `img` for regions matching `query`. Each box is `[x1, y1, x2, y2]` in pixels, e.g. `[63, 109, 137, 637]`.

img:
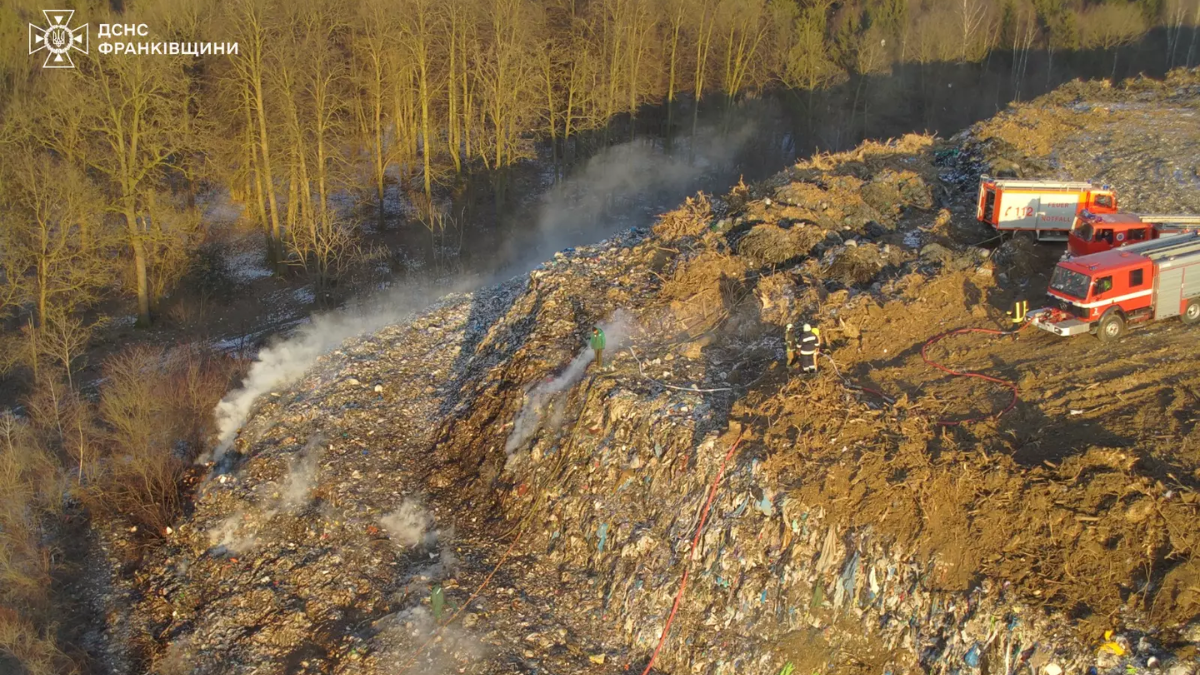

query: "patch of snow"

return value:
[212, 336, 254, 355]
[903, 229, 923, 249]
[197, 189, 244, 225]
[226, 249, 273, 283]
[293, 287, 315, 304]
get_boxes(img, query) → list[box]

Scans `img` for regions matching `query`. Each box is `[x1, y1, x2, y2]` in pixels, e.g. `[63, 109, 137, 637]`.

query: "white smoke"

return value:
[505, 309, 637, 453]
[207, 509, 258, 554]
[208, 282, 470, 462]
[205, 435, 324, 553]
[370, 606, 485, 675]
[380, 498, 439, 549]
[281, 435, 323, 511]
[208, 123, 754, 464]
[501, 121, 758, 272]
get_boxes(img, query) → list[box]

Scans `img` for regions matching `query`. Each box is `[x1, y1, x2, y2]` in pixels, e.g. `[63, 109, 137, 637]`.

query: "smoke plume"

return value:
[371, 606, 485, 675]
[505, 309, 636, 453]
[208, 283, 469, 462]
[380, 498, 439, 549]
[501, 120, 757, 272]
[281, 435, 323, 511]
[209, 122, 753, 463]
[207, 509, 258, 554]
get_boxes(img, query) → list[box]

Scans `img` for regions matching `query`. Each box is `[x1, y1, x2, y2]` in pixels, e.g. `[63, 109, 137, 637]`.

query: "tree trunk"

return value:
[447, 13, 462, 174]
[127, 207, 151, 326]
[252, 63, 282, 272]
[372, 54, 387, 230]
[245, 97, 271, 260]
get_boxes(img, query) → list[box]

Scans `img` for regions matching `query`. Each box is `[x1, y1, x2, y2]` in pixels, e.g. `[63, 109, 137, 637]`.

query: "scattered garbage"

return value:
[101, 73, 1200, 675]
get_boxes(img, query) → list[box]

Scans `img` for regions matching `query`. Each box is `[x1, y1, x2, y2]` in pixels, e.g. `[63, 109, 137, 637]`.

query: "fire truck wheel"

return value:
[1097, 312, 1125, 342]
[1183, 300, 1200, 326]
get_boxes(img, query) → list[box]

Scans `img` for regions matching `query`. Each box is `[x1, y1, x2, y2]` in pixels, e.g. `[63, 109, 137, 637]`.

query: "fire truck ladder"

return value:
[1139, 215, 1200, 232]
[1124, 231, 1200, 259]
[981, 175, 1099, 190]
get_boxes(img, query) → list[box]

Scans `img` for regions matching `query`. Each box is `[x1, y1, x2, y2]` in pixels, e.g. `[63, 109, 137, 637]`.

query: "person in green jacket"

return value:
[589, 326, 606, 369]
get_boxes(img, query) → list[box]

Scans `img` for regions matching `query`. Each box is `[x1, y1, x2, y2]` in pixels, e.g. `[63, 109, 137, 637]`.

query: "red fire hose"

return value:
[920, 325, 1027, 426]
[639, 433, 744, 675]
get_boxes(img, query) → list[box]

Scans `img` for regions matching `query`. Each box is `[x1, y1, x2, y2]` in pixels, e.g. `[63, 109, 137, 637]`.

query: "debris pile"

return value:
[107, 72, 1200, 675]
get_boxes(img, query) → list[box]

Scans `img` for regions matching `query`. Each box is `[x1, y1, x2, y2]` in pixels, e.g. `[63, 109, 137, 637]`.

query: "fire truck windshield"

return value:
[1049, 265, 1091, 299]
[1075, 222, 1094, 241]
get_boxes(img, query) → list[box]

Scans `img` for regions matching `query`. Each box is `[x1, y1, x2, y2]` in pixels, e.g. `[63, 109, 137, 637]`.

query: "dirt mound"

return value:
[736, 223, 824, 267]
[799, 133, 940, 181]
[860, 169, 935, 215]
[825, 243, 890, 286]
[966, 67, 1200, 213]
[651, 193, 714, 241]
[773, 176, 881, 231]
[755, 272, 825, 327]
[752, 263, 1200, 635]
[655, 250, 751, 336]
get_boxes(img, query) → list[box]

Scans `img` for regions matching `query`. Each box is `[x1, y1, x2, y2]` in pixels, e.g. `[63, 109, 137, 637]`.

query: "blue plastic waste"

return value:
[964, 644, 981, 668]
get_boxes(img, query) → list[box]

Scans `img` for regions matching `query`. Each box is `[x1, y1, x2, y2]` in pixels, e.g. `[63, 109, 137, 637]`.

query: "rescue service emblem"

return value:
[28, 9, 89, 69]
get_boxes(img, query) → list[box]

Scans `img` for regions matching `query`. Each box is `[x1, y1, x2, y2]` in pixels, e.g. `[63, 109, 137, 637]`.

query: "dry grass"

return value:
[87, 345, 243, 535]
[0, 608, 77, 675]
[651, 193, 713, 241]
[826, 244, 886, 285]
[0, 414, 77, 675]
[0, 344, 241, 673]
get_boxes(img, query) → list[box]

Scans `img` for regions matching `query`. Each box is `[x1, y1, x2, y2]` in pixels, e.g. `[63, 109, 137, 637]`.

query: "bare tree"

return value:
[958, 0, 991, 62]
[1189, 0, 1200, 68]
[70, 48, 189, 327]
[356, 0, 398, 226]
[688, 0, 719, 143]
[229, 0, 285, 269]
[718, 0, 771, 103]
[1009, 0, 1039, 100]
[1080, 2, 1147, 76]
[399, 0, 442, 202]
[0, 154, 111, 328]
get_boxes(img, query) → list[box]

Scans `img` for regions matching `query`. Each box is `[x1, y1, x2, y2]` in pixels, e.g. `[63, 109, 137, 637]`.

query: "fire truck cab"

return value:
[1030, 233, 1200, 341]
[977, 176, 1118, 241]
[1068, 211, 1200, 257]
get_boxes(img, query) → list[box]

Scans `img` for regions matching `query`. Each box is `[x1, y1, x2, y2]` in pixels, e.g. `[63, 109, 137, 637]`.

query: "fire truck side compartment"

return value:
[1155, 266, 1185, 319]
[1143, 235, 1200, 320]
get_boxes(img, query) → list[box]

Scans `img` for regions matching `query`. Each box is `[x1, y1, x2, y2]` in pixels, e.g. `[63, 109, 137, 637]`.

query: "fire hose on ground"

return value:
[825, 322, 1028, 426]
[919, 324, 1028, 426]
[400, 322, 1025, 672]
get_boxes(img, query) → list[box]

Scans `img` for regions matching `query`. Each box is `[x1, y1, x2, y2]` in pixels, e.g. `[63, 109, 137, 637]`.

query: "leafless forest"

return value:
[0, 0, 1198, 671]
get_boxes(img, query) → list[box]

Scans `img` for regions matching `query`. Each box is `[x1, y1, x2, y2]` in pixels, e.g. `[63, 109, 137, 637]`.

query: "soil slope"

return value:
[112, 71, 1200, 675]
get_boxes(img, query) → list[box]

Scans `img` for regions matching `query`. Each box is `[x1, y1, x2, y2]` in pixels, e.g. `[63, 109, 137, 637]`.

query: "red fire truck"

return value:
[977, 177, 1118, 240]
[1067, 211, 1200, 257]
[1029, 233, 1200, 341]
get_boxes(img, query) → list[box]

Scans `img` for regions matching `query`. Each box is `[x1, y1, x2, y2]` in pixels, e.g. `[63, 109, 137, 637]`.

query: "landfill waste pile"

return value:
[105, 71, 1200, 675]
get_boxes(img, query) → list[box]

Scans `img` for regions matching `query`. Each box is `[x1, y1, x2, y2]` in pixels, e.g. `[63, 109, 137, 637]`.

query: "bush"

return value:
[0, 413, 77, 675]
[87, 346, 244, 534]
[0, 609, 77, 675]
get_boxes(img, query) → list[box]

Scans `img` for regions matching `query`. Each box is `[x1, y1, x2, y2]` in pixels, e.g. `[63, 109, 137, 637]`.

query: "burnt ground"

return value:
[100, 70, 1200, 675]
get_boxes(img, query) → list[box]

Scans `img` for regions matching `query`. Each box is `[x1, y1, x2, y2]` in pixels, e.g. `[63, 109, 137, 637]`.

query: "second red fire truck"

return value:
[1067, 211, 1200, 257]
[1029, 232, 1200, 341]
